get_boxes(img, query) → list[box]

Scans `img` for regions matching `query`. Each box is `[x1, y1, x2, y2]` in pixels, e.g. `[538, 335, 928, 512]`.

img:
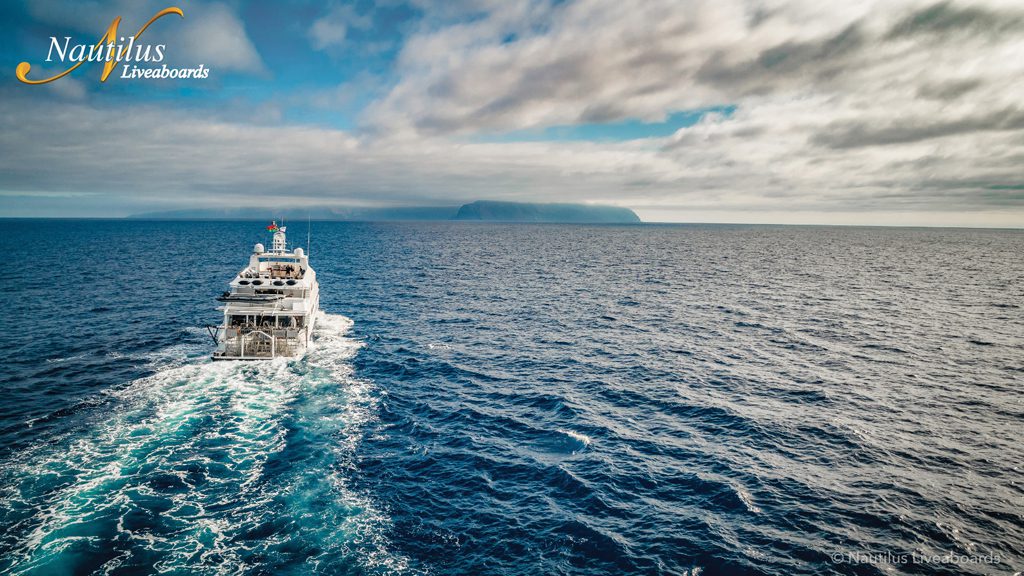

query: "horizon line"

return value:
[1, 215, 1021, 231]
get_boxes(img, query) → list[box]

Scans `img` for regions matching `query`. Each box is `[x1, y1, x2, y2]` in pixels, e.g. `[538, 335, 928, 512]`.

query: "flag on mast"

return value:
[267, 221, 279, 232]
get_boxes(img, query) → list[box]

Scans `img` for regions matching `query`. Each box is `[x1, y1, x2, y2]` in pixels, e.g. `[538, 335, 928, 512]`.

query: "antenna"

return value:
[307, 212, 312, 256]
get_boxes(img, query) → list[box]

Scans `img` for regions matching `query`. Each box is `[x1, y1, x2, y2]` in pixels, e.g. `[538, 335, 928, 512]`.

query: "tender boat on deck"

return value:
[210, 222, 319, 360]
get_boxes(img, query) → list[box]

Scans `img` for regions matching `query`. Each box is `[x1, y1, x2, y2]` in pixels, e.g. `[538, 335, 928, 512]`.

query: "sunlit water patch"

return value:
[0, 313, 407, 575]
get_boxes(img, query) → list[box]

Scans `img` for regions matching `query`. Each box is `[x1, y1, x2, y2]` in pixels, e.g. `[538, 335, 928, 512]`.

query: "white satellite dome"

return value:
[294, 247, 304, 257]
[254, 243, 265, 254]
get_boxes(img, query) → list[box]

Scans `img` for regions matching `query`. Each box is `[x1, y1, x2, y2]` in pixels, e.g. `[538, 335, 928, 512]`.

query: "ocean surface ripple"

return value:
[1, 220, 1022, 575]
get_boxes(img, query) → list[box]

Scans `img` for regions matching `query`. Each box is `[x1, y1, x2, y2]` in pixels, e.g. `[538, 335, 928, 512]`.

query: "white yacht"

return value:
[210, 222, 320, 360]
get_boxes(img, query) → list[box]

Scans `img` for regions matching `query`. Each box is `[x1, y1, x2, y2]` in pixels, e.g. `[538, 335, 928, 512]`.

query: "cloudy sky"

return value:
[1, 0, 1023, 225]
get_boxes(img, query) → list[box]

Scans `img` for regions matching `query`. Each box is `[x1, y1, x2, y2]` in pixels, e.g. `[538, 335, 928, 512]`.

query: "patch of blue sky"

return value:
[472, 105, 736, 143]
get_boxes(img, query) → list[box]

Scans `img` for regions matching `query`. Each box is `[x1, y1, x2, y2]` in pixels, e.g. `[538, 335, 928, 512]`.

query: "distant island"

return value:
[128, 206, 458, 221]
[453, 201, 640, 223]
[130, 201, 641, 224]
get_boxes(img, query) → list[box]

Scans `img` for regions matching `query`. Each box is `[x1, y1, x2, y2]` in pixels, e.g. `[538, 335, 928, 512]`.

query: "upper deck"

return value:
[218, 224, 318, 314]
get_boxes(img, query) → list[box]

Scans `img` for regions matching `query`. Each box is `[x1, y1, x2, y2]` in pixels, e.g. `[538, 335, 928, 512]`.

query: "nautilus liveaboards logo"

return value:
[15, 6, 209, 85]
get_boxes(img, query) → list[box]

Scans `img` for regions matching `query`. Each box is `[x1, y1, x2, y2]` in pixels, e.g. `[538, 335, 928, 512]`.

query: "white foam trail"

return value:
[733, 485, 761, 514]
[558, 429, 592, 452]
[0, 312, 408, 575]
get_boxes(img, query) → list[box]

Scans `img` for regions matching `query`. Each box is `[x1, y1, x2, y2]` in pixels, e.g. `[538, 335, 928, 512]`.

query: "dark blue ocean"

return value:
[0, 220, 1021, 576]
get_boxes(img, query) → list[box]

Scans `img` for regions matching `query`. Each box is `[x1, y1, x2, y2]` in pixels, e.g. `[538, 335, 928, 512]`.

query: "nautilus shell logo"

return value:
[15, 6, 210, 85]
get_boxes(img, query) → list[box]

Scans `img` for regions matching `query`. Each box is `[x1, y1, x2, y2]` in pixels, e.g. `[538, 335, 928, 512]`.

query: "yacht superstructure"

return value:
[210, 222, 319, 360]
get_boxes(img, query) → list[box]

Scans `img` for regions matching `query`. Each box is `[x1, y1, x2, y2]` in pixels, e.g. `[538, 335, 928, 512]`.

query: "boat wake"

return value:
[0, 313, 407, 575]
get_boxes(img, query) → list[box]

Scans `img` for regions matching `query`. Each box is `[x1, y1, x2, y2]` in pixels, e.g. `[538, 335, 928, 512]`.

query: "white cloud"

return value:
[2, 93, 1021, 225]
[309, 5, 371, 51]
[175, 2, 265, 74]
[368, 0, 1024, 134]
